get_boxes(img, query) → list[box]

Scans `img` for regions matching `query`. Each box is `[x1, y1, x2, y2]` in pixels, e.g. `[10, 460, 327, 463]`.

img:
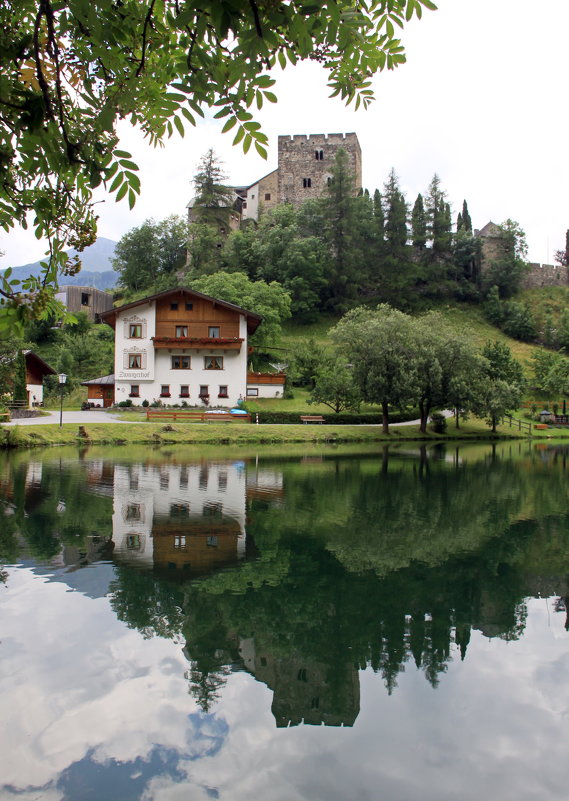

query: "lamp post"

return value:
[58, 373, 67, 428]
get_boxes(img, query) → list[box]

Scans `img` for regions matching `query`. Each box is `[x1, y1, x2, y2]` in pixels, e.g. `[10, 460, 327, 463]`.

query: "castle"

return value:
[187, 132, 362, 230]
[475, 222, 569, 290]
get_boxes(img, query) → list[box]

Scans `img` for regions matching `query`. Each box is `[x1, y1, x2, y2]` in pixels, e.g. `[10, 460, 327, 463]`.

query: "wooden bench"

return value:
[300, 415, 325, 424]
[146, 409, 250, 423]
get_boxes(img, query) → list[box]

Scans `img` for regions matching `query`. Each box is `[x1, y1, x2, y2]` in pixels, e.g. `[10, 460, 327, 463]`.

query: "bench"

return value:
[300, 415, 325, 424]
[146, 409, 251, 423]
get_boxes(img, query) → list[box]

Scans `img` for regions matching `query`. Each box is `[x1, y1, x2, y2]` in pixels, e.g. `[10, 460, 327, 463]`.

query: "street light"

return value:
[58, 373, 67, 428]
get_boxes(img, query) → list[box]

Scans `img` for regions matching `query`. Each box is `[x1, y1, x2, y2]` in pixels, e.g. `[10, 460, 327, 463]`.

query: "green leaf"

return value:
[108, 173, 124, 193]
[115, 182, 129, 203]
[221, 116, 237, 133]
[174, 114, 185, 137]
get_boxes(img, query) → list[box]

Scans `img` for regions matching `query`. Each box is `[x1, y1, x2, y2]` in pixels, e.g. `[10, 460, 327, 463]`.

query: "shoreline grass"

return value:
[3, 417, 569, 449]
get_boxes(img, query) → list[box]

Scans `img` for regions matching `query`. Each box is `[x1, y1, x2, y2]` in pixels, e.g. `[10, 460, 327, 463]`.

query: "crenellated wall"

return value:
[522, 263, 569, 289]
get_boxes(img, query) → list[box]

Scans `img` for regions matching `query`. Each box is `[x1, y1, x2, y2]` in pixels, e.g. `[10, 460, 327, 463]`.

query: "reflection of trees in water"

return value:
[3, 449, 569, 709]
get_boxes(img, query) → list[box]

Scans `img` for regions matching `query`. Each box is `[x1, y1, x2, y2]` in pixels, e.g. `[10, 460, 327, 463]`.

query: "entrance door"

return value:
[103, 388, 114, 408]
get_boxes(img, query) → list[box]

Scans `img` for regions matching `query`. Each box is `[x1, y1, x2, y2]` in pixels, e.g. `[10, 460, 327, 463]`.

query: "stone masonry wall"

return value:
[277, 133, 362, 206]
[522, 263, 569, 289]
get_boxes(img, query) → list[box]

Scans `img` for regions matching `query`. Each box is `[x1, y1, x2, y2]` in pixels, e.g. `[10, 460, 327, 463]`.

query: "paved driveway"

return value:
[5, 410, 138, 426]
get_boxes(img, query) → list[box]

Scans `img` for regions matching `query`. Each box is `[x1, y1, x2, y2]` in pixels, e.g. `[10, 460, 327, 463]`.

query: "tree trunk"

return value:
[455, 407, 460, 429]
[419, 400, 429, 434]
[382, 401, 389, 434]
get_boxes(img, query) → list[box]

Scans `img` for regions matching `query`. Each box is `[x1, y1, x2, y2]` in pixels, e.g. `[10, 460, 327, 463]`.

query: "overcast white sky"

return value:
[1, 0, 567, 268]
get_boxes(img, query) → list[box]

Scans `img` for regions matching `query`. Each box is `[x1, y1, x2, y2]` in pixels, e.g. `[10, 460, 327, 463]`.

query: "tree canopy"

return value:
[0, 0, 437, 331]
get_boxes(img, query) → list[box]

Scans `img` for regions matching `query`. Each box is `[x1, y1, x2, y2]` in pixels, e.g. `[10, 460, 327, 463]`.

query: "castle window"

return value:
[264, 193, 271, 201]
[327, 176, 333, 186]
[175, 325, 188, 338]
[303, 178, 312, 188]
[315, 150, 323, 160]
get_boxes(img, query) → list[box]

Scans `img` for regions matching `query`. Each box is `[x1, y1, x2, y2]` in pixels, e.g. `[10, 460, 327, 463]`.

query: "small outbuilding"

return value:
[81, 374, 115, 408]
[23, 350, 56, 407]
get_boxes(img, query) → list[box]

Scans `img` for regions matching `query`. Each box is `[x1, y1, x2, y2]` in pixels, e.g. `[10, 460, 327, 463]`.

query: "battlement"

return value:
[522, 263, 569, 289]
[278, 132, 359, 146]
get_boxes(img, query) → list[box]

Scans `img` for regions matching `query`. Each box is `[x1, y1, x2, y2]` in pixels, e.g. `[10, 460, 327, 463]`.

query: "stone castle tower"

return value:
[238, 132, 362, 222]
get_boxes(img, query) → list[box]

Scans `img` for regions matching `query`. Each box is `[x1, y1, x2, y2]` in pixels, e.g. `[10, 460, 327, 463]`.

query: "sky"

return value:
[1, 0, 568, 268]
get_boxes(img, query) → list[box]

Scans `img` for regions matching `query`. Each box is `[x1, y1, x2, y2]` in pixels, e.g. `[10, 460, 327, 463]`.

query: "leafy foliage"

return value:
[188, 271, 291, 349]
[0, 0, 437, 327]
[113, 215, 188, 294]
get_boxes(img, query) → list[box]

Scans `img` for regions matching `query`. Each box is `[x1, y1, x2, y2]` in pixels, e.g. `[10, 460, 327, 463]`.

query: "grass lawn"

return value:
[4, 415, 568, 449]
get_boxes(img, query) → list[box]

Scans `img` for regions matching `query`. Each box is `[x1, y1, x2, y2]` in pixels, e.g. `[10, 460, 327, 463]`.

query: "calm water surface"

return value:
[1, 441, 569, 801]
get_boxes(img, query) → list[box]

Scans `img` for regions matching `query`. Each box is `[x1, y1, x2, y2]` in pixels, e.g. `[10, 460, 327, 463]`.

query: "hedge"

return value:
[245, 409, 420, 425]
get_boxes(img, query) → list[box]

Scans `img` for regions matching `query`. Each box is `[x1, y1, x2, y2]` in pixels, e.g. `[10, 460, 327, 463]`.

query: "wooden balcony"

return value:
[151, 337, 244, 350]
[247, 371, 286, 385]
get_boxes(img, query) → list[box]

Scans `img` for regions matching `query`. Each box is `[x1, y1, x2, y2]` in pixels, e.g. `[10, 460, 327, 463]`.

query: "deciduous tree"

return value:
[0, 0, 436, 329]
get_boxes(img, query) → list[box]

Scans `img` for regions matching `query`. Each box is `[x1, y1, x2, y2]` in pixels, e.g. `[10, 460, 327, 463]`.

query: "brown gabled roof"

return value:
[23, 350, 56, 376]
[100, 287, 263, 335]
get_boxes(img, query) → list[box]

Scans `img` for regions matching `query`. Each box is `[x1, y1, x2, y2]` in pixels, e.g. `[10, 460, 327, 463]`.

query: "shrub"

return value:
[430, 412, 447, 433]
[117, 399, 133, 407]
[142, 399, 149, 407]
[250, 409, 420, 425]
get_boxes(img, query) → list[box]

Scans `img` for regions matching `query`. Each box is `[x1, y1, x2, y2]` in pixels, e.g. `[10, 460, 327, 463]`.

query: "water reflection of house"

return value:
[239, 638, 360, 728]
[111, 460, 249, 576]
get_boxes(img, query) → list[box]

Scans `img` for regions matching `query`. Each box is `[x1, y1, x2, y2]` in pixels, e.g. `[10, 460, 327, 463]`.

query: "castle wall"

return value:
[522, 263, 569, 289]
[277, 133, 362, 206]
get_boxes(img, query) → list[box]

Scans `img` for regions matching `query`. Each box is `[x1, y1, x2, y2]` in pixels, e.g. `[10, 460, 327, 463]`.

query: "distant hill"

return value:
[2, 237, 118, 290]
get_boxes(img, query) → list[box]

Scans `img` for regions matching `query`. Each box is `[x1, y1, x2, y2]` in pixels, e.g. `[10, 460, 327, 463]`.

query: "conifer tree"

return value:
[322, 148, 363, 308]
[411, 193, 427, 250]
[192, 149, 235, 229]
[461, 200, 473, 234]
[383, 169, 408, 253]
[12, 350, 27, 404]
[373, 189, 385, 243]
[456, 211, 463, 232]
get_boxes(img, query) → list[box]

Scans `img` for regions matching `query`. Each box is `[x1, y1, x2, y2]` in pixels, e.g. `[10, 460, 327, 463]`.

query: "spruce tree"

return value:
[456, 211, 463, 232]
[192, 149, 235, 229]
[411, 193, 427, 250]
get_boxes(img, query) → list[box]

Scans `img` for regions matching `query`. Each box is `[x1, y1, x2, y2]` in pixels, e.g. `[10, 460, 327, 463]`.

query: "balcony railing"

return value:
[152, 337, 243, 350]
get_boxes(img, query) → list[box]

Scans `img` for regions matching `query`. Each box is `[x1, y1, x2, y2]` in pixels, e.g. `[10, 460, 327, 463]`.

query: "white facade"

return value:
[112, 299, 250, 408]
[111, 460, 247, 566]
[26, 381, 44, 406]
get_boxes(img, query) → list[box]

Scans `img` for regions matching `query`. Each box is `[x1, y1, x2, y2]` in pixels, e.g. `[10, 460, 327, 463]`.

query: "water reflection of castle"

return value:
[239, 637, 360, 727]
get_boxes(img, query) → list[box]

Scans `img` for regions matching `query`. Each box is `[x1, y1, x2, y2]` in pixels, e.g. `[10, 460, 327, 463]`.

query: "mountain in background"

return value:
[2, 237, 118, 291]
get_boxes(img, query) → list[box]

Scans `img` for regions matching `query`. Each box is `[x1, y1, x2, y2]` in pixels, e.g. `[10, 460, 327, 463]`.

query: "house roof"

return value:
[23, 350, 56, 376]
[80, 374, 115, 386]
[100, 287, 263, 335]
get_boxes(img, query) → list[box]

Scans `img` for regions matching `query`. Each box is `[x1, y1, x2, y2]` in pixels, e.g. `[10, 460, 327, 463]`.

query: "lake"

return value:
[1, 441, 569, 801]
